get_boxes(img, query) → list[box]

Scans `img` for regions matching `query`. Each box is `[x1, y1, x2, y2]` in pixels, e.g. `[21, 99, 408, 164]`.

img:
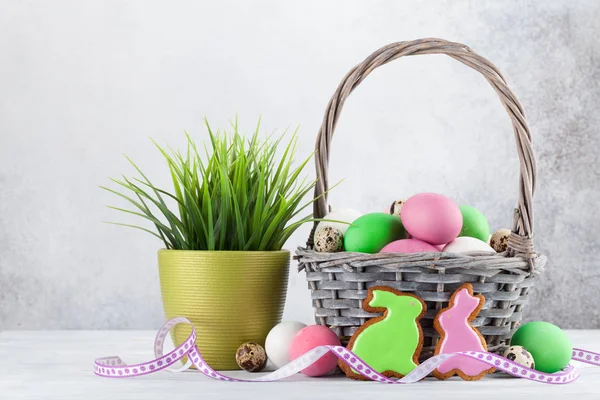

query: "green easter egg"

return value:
[510, 321, 573, 373]
[344, 213, 406, 254]
[458, 205, 490, 242]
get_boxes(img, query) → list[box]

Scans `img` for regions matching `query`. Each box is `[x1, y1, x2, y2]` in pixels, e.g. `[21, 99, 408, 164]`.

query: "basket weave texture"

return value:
[296, 38, 547, 359]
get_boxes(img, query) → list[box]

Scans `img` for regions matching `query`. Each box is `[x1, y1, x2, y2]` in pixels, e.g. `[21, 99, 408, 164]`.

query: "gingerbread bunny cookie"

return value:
[433, 283, 496, 380]
[340, 286, 426, 380]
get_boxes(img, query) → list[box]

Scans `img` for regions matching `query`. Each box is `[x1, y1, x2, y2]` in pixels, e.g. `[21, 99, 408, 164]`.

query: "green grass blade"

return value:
[102, 118, 331, 251]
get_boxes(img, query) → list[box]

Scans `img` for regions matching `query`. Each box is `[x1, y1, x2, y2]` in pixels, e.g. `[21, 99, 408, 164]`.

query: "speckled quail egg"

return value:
[314, 226, 344, 253]
[235, 342, 267, 372]
[389, 199, 407, 217]
[503, 345, 535, 369]
[490, 228, 512, 252]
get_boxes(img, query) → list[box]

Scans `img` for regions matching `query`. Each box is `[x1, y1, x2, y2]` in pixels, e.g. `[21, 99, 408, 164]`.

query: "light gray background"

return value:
[1, 1, 599, 330]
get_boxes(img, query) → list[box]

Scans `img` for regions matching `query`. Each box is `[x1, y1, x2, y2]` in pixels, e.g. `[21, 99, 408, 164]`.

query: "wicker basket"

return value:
[296, 38, 547, 360]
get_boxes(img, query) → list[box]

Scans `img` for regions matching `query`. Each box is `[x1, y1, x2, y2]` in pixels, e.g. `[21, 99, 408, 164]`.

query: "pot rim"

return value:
[157, 249, 290, 255]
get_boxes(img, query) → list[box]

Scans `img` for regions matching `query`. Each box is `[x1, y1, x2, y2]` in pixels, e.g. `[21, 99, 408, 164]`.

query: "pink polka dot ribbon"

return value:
[94, 317, 598, 384]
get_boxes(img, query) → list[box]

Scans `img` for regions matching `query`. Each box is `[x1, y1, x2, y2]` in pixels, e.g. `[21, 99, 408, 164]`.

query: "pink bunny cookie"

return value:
[433, 283, 496, 380]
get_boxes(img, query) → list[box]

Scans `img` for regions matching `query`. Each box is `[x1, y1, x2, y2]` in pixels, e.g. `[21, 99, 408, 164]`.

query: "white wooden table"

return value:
[1, 330, 599, 400]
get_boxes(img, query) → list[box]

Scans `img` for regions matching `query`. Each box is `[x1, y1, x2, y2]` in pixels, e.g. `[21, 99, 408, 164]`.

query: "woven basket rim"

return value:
[296, 247, 546, 274]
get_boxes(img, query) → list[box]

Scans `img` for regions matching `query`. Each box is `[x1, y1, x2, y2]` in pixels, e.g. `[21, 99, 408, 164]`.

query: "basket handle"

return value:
[309, 38, 537, 259]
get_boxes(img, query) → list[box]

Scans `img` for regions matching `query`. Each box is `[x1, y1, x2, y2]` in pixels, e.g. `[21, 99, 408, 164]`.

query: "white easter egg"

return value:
[265, 321, 306, 368]
[442, 236, 495, 254]
[315, 208, 362, 235]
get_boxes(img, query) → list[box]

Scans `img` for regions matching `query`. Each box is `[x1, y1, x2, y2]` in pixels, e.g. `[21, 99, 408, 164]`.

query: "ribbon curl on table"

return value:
[94, 317, 599, 384]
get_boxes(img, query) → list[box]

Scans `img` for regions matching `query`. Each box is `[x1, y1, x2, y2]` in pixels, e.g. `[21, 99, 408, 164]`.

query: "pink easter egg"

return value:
[401, 193, 462, 245]
[380, 239, 439, 253]
[289, 325, 341, 377]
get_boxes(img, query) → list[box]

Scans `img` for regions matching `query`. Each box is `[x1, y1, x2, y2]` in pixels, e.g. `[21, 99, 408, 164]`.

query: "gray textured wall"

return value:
[1, 0, 599, 330]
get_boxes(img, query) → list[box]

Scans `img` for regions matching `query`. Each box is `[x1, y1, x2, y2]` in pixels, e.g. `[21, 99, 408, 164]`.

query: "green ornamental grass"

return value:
[102, 118, 326, 251]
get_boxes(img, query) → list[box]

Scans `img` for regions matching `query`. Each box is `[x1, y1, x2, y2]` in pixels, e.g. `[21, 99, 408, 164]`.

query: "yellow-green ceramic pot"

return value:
[158, 250, 290, 370]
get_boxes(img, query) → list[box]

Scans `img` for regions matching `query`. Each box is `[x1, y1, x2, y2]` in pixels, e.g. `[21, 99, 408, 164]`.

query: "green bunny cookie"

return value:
[340, 286, 426, 380]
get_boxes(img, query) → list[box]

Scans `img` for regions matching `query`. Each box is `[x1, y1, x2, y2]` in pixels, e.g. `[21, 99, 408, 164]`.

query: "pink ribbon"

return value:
[94, 317, 599, 384]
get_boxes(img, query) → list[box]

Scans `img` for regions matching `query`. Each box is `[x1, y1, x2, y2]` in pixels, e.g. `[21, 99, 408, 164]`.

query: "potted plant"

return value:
[102, 119, 319, 370]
